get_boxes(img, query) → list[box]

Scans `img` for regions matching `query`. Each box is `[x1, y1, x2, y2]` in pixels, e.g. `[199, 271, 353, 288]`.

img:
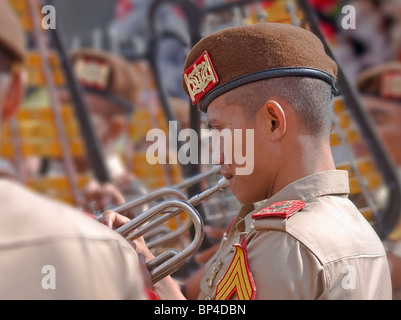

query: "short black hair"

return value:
[223, 77, 334, 138]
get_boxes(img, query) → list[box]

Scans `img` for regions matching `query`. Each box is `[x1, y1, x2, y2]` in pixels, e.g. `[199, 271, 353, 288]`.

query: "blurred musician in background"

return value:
[0, 0, 146, 299]
[45, 48, 150, 216]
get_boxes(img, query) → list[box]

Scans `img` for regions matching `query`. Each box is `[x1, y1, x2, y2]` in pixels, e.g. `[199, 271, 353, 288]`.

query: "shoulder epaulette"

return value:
[252, 200, 306, 220]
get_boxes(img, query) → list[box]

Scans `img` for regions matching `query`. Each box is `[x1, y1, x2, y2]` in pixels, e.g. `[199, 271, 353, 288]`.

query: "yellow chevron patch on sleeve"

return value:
[214, 238, 256, 300]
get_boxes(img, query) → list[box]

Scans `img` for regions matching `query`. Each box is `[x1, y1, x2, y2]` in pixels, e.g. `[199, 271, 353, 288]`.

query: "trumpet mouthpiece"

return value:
[217, 177, 230, 189]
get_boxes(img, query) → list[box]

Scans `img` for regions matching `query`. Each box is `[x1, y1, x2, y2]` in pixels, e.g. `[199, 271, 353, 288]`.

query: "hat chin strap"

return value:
[199, 67, 336, 112]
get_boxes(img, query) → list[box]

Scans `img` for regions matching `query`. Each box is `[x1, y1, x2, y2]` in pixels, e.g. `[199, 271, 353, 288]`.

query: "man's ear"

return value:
[2, 71, 26, 120]
[264, 100, 287, 142]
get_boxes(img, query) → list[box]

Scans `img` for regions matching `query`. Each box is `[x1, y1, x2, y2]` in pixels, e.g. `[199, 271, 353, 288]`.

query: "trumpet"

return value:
[96, 187, 188, 221]
[96, 165, 221, 221]
[173, 165, 221, 190]
[113, 177, 229, 284]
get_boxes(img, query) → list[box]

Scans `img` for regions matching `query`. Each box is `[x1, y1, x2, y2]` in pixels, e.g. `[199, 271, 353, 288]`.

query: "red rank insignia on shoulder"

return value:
[252, 200, 306, 220]
[182, 50, 219, 105]
[214, 238, 256, 300]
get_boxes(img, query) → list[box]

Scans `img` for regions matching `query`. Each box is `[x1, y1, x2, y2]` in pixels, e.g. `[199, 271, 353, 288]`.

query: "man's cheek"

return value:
[234, 129, 255, 176]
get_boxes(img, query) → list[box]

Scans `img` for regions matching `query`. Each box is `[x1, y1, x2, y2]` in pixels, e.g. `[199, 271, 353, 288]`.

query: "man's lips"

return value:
[222, 172, 233, 181]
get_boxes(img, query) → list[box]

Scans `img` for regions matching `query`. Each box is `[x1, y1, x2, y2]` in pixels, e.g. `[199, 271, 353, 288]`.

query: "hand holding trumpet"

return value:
[99, 210, 155, 290]
[100, 209, 130, 229]
[96, 168, 228, 289]
[99, 208, 185, 299]
[95, 172, 229, 299]
[100, 210, 156, 262]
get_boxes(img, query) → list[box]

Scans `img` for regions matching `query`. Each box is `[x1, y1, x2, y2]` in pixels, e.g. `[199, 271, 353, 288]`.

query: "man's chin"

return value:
[231, 188, 260, 205]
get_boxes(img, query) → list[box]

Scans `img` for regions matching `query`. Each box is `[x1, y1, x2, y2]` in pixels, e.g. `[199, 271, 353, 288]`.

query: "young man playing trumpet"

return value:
[102, 23, 391, 300]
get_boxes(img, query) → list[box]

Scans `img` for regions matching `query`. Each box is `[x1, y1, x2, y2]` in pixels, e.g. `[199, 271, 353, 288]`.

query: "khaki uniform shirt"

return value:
[0, 179, 145, 299]
[198, 170, 392, 300]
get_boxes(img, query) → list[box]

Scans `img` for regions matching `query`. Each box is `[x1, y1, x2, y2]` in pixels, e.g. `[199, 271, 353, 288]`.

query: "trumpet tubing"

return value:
[96, 186, 188, 221]
[144, 177, 230, 249]
[113, 177, 229, 283]
[119, 177, 229, 240]
[97, 165, 221, 221]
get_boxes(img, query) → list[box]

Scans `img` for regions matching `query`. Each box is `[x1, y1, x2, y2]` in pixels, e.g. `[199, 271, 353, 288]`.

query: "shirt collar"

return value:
[252, 169, 350, 215]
